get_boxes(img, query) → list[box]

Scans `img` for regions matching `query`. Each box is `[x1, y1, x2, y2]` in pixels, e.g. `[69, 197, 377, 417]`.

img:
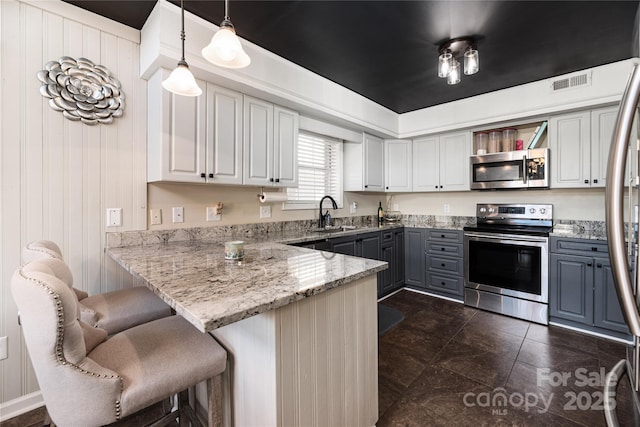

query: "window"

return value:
[284, 131, 343, 210]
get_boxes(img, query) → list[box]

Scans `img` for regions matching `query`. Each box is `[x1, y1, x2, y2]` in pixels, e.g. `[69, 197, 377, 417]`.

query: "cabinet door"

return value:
[384, 140, 412, 192]
[594, 258, 631, 334]
[359, 232, 381, 260]
[549, 111, 591, 188]
[331, 237, 357, 256]
[363, 133, 384, 191]
[393, 231, 405, 288]
[439, 132, 471, 191]
[412, 136, 440, 192]
[590, 106, 618, 188]
[380, 244, 395, 296]
[206, 84, 243, 184]
[404, 228, 425, 288]
[148, 69, 206, 183]
[549, 253, 594, 325]
[273, 107, 299, 187]
[243, 96, 274, 185]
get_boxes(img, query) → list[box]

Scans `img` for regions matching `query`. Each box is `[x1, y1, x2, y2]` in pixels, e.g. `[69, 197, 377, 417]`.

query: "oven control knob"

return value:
[529, 208, 536, 214]
[488, 208, 495, 213]
[540, 208, 546, 214]
[479, 207, 486, 213]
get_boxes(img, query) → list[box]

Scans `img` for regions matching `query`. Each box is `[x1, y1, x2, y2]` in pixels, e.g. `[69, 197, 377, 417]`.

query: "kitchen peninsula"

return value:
[107, 235, 386, 427]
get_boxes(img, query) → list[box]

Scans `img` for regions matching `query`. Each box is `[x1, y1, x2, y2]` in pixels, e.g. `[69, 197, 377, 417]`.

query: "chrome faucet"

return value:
[318, 195, 338, 228]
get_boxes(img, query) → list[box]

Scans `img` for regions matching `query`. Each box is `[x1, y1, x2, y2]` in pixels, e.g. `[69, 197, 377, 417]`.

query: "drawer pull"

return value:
[441, 263, 446, 267]
[440, 282, 446, 286]
[591, 247, 598, 251]
[441, 247, 445, 251]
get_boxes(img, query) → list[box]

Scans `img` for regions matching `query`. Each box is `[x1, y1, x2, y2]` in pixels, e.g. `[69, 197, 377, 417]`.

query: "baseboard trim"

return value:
[0, 391, 44, 422]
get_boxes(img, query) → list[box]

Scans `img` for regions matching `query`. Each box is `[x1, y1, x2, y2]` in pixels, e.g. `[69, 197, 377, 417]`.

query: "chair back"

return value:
[23, 240, 63, 262]
[12, 258, 122, 426]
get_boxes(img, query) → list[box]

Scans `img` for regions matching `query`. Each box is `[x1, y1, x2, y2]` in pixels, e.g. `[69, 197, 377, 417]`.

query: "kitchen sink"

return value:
[311, 225, 358, 233]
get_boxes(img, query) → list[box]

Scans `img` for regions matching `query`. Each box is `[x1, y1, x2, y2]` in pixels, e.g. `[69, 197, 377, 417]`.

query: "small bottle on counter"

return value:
[324, 210, 331, 226]
[378, 202, 384, 225]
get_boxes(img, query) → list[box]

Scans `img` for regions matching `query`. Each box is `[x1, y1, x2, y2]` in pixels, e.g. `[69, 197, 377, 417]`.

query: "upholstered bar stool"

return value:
[23, 240, 171, 335]
[12, 257, 226, 427]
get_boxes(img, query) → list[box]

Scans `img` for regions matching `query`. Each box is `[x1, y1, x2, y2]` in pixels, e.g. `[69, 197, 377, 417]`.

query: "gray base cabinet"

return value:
[549, 237, 630, 339]
[404, 227, 464, 301]
[329, 228, 403, 298]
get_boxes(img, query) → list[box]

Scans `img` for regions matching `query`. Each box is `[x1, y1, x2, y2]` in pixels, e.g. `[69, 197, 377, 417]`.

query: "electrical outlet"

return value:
[0, 336, 7, 360]
[350, 201, 358, 214]
[172, 207, 184, 223]
[206, 207, 221, 221]
[106, 208, 122, 227]
[260, 206, 272, 219]
[393, 203, 399, 211]
[150, 209, 162, 225]
[444, 204, 450, 214]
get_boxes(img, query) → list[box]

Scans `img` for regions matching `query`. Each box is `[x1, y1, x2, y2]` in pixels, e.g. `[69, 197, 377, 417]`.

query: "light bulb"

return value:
[447, 59, 460, 85]
[438, 50, 452, 78]
[464, 47, 479, 75]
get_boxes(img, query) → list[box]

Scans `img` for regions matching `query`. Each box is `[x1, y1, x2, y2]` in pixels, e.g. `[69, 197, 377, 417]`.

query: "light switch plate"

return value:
[106, 208, 122, 227]
[260, 206, 272, 219]
[150, 209, 162, 225]
[206, 207, 221, 221]
[172, 207, 184, 223]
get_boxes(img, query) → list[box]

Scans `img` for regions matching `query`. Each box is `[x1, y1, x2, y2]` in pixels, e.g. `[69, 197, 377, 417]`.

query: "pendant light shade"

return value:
[163, 0, 202, 96]
[202, 1, 250, 69]
[162, 61, 202, 96]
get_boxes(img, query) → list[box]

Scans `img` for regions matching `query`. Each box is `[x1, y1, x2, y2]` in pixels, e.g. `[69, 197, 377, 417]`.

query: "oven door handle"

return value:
[464, 232, 548, 244]
[523, 155, 528, 184]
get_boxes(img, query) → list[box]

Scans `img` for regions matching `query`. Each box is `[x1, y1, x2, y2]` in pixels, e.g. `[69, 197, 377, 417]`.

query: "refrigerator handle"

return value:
[606, 63, 640, 337]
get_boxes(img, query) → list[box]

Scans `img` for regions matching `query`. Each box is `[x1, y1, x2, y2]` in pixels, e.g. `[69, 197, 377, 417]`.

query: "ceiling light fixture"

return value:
[438, 37, 479, 85]
[162, 0, 202, 96]
[201, 0, 251, 69]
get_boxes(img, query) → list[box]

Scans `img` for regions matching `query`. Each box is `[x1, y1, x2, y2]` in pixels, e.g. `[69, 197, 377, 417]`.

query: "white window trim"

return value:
[283, 130, 344, 211]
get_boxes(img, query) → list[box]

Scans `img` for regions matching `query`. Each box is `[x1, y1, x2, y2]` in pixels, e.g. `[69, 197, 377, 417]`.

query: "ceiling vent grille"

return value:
[551, 71, 591, 92]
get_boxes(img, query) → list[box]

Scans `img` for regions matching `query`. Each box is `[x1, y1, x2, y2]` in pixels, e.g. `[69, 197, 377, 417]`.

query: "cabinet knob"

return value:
[275, 178, 280, 183]
[200, 173, 206, 179]
[386, 186, 389, 190]
[591, 247, 598, 252]
[587, 262, 593, 267]
[208, 173, 214, 178]
[269, 178, 274, 182]
[593, 179, 598, 184]
[439, 185, 443, 189]
[441, 247, 445, 251]
[364, 185, 368, 188]
[440, 282, 446, 286]
[584, 179, 589, 184]
[596, 263, 602, 268]
[441, 263, 445, 267]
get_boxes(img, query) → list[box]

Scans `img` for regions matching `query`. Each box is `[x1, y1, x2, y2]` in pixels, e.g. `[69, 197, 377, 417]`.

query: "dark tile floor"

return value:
[378, 290, 640, 426]
[3, 289, 640, 426]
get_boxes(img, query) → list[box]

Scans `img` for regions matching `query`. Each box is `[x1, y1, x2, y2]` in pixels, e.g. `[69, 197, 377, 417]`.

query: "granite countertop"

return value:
[107, 240, 387, 333]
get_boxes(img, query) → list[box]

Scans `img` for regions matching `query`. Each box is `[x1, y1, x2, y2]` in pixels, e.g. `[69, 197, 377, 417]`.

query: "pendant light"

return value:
[162, 0, 202, 96]
[201, 0, 251, 69]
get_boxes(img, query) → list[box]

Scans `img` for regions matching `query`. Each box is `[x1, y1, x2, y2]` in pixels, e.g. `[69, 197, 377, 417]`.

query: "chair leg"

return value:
[207, 375, 223, 427]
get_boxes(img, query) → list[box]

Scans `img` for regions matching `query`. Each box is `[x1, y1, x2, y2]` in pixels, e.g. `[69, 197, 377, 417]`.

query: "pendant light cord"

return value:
[179, 0, 187, 65]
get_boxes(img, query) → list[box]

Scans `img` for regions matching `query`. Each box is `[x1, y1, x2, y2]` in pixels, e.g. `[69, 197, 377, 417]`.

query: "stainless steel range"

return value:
[463, 203, 553, 324]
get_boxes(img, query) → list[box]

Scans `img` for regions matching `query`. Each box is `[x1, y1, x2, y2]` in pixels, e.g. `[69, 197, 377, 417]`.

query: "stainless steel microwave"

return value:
[470, 148, 549, 190]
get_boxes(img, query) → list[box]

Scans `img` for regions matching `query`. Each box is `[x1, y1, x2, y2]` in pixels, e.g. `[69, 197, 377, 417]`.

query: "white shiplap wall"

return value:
[0, 0, 146, 412]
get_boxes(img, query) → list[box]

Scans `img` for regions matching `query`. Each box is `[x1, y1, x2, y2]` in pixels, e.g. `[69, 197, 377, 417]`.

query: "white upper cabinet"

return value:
[147, 70, 243, 185]
[206, 83, 243, 185]
[147, 69, 206, 183]
[344, 133, 385, 192]
[243, 96, 298, 187]
[550, 106, 620, 188]
[384, 139, 412, 192]
[413, 131, 470, 192]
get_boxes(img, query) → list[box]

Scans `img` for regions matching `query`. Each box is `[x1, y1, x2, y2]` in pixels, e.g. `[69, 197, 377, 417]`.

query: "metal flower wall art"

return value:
[37, 56, 125, 125]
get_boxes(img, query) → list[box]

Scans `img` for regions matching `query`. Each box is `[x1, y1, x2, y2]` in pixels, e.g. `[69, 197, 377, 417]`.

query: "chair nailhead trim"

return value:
[19, 268, 125, 420]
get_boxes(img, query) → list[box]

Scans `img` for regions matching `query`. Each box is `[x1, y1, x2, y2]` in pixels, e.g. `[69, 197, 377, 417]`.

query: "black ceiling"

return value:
[65, 1, 640, 114]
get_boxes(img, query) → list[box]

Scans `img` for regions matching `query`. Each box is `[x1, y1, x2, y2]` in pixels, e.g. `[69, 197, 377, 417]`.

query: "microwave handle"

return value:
[522, 155, 528, 184]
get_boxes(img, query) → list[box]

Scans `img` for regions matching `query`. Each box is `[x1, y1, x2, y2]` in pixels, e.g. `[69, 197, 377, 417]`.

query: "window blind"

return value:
[285, 131, 343, 209]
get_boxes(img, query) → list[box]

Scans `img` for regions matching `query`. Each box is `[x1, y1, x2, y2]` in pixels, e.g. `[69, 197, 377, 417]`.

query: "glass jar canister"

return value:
[502, 128, 517, 152]
[488, 131, 501, 153]
[475, 132, 488, 155]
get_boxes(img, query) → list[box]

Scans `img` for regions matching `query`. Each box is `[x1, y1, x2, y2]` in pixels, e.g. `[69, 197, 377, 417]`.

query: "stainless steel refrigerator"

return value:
[605, 62, 640, 425]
